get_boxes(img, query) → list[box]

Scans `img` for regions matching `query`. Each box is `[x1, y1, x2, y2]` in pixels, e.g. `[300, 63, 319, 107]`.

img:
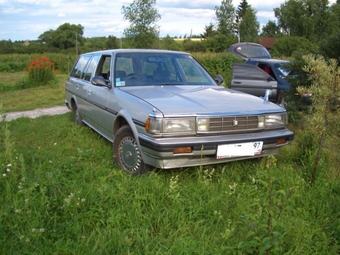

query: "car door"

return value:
[84, 54, 115, 139]
[231, 63, 277, 101]
[65, 54, 92, 117]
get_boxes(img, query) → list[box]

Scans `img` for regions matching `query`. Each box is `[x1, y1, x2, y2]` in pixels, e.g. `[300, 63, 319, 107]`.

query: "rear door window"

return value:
[83, 55, 101, 81]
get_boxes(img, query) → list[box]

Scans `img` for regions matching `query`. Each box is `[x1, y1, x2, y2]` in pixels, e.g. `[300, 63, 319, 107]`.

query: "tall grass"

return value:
[0, 73, 67, 112]
[0, 53, 78, 74]
[0, 112, 339, 254]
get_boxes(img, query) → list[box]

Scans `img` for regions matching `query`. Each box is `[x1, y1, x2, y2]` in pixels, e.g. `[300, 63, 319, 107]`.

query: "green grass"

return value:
[0, 72, 67, 112]
[0, 113, 339, 254]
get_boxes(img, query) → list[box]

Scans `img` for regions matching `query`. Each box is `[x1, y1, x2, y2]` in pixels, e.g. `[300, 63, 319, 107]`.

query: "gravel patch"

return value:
[2, 106, 71, 122]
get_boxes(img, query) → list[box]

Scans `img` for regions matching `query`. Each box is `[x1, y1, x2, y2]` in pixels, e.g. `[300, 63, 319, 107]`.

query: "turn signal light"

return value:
[276, 138, 287, 145]
[173, 147, 192, 154]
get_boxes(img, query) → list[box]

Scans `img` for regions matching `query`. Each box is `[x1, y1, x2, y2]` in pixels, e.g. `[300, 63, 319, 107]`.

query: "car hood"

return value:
[119, 86, 284, 116]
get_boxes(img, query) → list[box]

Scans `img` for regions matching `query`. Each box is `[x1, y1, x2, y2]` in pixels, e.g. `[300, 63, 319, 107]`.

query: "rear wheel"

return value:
[113, 125, 149, 176]
[73, 104, 83, 126]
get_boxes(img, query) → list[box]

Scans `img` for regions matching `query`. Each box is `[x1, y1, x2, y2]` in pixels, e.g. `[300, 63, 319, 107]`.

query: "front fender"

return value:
[113, 109, 147, 162]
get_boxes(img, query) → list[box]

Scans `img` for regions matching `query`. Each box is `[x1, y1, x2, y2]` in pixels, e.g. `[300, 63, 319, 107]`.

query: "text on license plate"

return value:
[216, 141, 263, 159]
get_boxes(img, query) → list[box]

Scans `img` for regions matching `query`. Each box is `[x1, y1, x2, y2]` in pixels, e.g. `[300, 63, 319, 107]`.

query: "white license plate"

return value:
[216, 141, 263, 159]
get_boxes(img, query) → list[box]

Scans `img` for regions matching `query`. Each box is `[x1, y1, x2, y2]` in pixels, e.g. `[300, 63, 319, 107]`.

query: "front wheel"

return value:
[277, 93, 287, 108]
[113, 125, 149, 176]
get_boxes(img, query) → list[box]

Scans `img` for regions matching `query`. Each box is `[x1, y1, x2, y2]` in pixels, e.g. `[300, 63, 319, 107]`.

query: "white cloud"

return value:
[0, 0, 338, 41]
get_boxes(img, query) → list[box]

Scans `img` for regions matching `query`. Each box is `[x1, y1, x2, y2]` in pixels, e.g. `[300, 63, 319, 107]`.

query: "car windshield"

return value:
[274, 63, 290, 79]
[234, 45, 271, 59]
[114, 52, 216, 87]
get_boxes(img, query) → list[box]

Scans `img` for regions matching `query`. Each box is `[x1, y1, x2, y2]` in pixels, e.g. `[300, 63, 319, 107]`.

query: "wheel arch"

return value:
[70, 96, 79, 112]
[113, 110, 146, 160]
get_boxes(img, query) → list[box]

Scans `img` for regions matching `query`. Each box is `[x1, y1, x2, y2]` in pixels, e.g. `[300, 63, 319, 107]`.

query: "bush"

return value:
[23, 57, 57, 88]
[193, 52, 242, 87]
[270, 36, 318, 58]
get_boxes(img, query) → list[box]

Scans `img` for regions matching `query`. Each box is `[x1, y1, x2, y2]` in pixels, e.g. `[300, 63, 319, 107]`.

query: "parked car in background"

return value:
[65, 49, 294, 175]
[228, 42, 291, 103]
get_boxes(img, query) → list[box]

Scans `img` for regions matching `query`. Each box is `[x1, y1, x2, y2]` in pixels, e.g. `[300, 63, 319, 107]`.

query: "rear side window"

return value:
[70, 55, 91, 78]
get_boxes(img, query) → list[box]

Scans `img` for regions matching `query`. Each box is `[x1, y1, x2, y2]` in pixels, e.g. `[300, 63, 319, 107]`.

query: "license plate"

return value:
[216, 141, 263, 159]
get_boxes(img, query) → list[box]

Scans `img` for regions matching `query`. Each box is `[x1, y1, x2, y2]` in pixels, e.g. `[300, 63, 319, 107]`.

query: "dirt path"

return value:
[3, 106, 70, 122]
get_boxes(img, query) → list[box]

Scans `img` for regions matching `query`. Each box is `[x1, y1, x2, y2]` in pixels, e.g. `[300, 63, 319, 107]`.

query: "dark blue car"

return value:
[228, 42, 291, 104]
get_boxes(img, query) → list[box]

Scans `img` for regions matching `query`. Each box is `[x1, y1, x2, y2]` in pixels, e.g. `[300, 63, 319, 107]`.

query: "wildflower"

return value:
[2, 173, 6, 177]
[25, 199, 29, 204]
[6, 168, 10, 172]
[32, 228, 36, 233]
[15, 209, 21, 214]
[7, 163, 11, 167]
[25, 238, 30, 243]
[19, 236, 24, 240]
[39, 228, 45, 233]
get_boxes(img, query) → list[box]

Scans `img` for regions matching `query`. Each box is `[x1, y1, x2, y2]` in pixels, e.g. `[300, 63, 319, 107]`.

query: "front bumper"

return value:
[139, 129, 294, 169]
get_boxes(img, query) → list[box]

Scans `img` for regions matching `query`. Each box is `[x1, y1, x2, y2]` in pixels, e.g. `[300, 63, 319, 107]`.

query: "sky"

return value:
[0, 0, 337, 41]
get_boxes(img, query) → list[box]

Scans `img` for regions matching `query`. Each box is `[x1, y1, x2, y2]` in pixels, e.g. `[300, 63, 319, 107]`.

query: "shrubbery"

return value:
[23, 57, 57, 88]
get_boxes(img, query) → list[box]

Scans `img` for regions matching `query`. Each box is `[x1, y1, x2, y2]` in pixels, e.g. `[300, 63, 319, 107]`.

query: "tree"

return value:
[200, 23, 217, 38]
[270, 36, 318, 58]
[122, 0, 161, 48]
[330, 1, 340, 34]
[320, 33, 340, 64]
[260, 21, 283, 38]
[215, 0, 235, 35]
[159, 35, 182, 51]
[274, 0, 337, 42]
[204, 34, 237, 52]
[237, 0, 250, 18]
[296, 55, 340, 184]
[38, 23, 84, 51]
[238, 7, 259, 42]
[0, 40, 13, 54]
[106, 36, 120, 49]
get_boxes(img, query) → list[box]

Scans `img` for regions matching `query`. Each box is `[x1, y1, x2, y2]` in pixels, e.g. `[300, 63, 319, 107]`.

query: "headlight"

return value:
[197, 118, 209, 132]
[146, 117, 196, 134]
[259, 113, 287, 129]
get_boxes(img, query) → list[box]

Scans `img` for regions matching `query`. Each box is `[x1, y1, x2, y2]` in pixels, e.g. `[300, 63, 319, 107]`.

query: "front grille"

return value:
[205, 116, 260, 133]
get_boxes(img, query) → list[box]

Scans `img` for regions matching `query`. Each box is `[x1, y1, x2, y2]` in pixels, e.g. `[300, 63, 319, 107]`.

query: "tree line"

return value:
[1, 0, 340, 63]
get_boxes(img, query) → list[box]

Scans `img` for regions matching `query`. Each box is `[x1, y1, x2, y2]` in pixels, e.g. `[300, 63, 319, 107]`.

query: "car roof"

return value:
[80, 49, 188, 56]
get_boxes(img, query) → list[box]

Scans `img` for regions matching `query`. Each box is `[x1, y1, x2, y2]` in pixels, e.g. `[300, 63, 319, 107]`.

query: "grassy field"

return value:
[0, 71, 339, 254]
[0, 72, 67, 112]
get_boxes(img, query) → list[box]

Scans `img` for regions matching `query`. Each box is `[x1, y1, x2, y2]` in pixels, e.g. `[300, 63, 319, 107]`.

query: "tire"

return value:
[277, 93, 287, 108]
[73, 104, 84, 126]
[113, 125, 149, 176]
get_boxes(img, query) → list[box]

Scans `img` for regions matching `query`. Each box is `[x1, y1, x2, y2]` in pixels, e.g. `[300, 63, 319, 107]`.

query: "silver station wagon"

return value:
[65, 49, 294, 175]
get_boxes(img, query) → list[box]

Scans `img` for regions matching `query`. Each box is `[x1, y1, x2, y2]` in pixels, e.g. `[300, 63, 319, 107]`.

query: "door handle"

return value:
[233, 81, 241, 84]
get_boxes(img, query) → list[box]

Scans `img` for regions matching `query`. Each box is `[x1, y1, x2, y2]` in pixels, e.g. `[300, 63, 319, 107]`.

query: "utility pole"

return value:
[235, 15, 242, 43]
[75, 33, 78, 55]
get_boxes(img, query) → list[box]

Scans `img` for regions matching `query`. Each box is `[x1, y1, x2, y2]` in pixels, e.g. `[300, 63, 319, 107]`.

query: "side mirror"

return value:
[91, 76, 111, 88]
[214, 74, 224, 85]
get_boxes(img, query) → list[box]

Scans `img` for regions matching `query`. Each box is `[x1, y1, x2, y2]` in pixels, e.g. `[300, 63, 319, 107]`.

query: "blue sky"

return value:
[0, 0, 337, 41]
